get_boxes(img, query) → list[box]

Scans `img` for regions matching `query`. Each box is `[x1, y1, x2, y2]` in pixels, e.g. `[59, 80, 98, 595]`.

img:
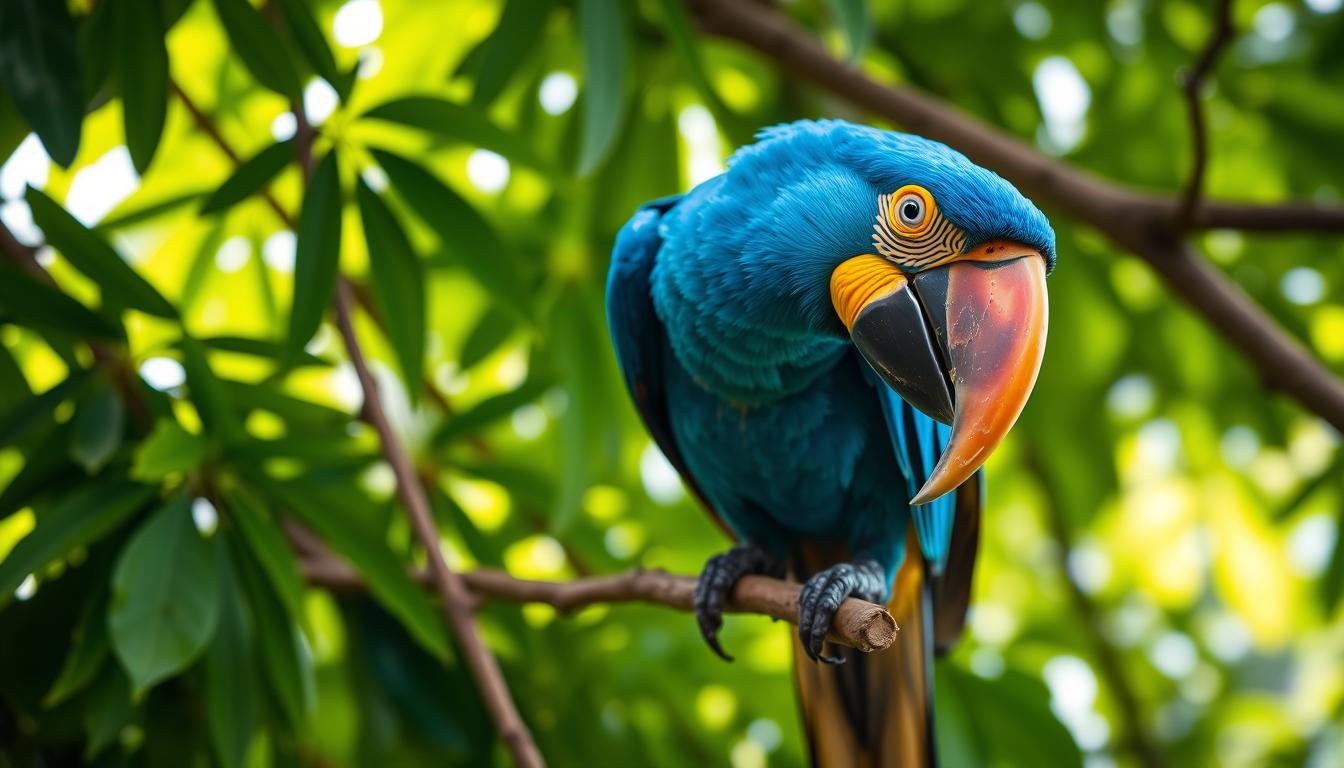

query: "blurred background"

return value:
[1, 0, 1343, 765]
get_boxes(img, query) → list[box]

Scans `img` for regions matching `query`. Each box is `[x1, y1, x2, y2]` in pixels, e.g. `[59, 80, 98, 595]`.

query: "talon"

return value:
[693, 543, 777, 662]
[796, 559, 888, 665]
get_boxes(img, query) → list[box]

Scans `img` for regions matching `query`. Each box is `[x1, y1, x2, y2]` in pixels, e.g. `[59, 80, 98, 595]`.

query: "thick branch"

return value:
[685, 0, 1344, 434]
[297, 548, 898, 653]
[1179, 0, 1235, 225]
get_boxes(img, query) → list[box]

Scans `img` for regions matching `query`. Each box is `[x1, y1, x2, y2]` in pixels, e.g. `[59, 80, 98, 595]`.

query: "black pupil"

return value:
[902, 201, 920, 222]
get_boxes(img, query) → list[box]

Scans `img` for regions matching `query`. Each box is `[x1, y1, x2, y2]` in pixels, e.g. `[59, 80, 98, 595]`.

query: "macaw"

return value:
[606, 119, 1053, 766]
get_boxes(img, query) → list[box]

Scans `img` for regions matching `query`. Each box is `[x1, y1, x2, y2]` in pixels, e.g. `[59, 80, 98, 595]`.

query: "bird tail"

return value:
[792, 481, 980, 768]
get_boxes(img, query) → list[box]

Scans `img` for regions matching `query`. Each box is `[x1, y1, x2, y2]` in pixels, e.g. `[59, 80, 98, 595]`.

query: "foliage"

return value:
[1, 0, 1343, 766]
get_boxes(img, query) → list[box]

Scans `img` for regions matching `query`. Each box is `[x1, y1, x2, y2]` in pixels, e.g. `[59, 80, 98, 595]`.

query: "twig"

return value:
[1023, 445, 1167, 768]
[683, 0, 1344, 436]
[333, 282, 543, 767]
[1179, 0, 1235, 226]
[295, 544, 899, 653]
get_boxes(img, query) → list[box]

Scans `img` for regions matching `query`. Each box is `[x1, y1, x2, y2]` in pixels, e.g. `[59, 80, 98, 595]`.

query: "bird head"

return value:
[824, 124, 1054, 504]
[723, 121, 1054, 504]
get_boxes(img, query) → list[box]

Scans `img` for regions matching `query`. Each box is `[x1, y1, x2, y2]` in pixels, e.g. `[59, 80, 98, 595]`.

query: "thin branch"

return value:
[333, 282, 543, 767]
[1023, 445, 1167, 768]
[684, 0, 1344, 435]
[295, 544, 899, 653]
[1179, 0, 1235, 226]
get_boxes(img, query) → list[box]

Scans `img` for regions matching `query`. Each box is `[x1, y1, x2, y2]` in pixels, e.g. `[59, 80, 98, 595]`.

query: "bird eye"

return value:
[897, 194, 925, 227]
[886, 184, 936, 236]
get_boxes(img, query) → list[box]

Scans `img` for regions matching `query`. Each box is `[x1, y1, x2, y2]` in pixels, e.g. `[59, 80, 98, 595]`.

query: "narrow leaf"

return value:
[472, 0, 555, 107]
[272, 0, 347, 100]
[111, 0, 168, 173]
[181, 337, 240, 441]
[131, 418, 207, 481]
[285, 151, 342, 364]
[230, 533, 314, 728]
[459, 306, 516, 370]
[577, 0, 626, 174]
[0, 367, 94, 448]
[432, 375, 553, 448]
[45, 586, 111, 706]
[108, 494, 222, 696]
[83, 665, 133, 760]
[248, 473, 450, 658]
[70, 385, 125, 473]
[98, 191, 208, 232]
[0, 0, 84, 165]
[205, 551, 258, 768]
[828, 0, 871, 61]
[0, 477, 153, 608]
[211, 0, 304, 102]
[371, 148, 531, 319]
[223, 487, 307, 625]
[26, 186, 177, 318]
[194, 335, 331, 368]
[0, 264, 125, 340]
[356, 177, 425, 402]
[200, 139, 295, 215]
[362, 97, 555, 175]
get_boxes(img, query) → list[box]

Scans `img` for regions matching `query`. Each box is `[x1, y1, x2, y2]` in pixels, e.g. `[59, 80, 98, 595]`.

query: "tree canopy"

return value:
[1, 0, 1343, 766]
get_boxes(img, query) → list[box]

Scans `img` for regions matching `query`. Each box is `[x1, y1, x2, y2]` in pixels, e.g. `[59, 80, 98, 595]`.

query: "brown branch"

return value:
[1023, 445, 1167, 768]
[296, 545, 898, 653]
[684, 0, 1344, 436]
[1179, 0, 1235, 226]
[333, 283, 543, 767]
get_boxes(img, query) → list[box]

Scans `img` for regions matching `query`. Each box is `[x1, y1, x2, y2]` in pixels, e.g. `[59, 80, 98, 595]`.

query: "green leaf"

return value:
[459, 305, 516, 370]
[248, 473, 449, 659]
[83, 664, 133, 760]
[471, 0, 555, 107]
[229, 531, 313, 728]
[0, 0, 84, 166]
[0, 476, 153, 608]
[285, 151, 342, 365]
[45, 586, 111, 706]
[194, 335, 331, 368]
[111, 0, 168, 173]
[108, 494, 222, 696]
[371, 148, 531, 319]
[70, 385, 125, 473]
[98, 191, 208, 232]
[0, 264, 125, 340]
[25, 187, 177, 318]
[432, 375, 553, 448]
[211, 0, 303, 101]
[0, 367, 93, 449]
[935, 662, 1083, 768]
[223, 487, 306, 626]
[131, 418, 207, 482]
[200, 139, 295, 216]
[272, 0, 348, 100]
[205, 550, 257, 768]
[181, 337, 240, 441]
[0, 421, 75, 520]
[827, 0, 870, 61]
[362, 97, 555, 176]
[356, 177, 425, 402]
[222, 379, 351, 431]
[576, 0, 626, 175]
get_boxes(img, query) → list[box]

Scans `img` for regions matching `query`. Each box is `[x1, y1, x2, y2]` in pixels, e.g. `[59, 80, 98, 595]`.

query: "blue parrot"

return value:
[606, 119, 1054, 766]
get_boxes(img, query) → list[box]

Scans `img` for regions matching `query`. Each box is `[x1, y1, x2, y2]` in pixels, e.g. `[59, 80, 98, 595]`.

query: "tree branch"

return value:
[295, 543, 899, 653]
[684, 0, 1344, 435]
[1179, 0, 1235, 226]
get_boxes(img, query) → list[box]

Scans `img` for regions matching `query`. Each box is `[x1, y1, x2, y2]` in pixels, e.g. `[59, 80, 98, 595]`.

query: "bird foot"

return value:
[798, 559, 888, 664]
[694, 543, 781, 661]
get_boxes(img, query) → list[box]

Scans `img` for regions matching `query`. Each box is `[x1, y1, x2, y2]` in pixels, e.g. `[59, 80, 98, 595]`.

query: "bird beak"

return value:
[831, 244, 1049, 505]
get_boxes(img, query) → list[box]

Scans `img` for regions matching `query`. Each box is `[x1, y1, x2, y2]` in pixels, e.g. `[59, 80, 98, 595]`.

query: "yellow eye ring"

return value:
[887, 184, 937, 237]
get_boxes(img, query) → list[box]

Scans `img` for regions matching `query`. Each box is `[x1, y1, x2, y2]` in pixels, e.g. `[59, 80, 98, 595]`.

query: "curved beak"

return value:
[831, 246, 1049, 505]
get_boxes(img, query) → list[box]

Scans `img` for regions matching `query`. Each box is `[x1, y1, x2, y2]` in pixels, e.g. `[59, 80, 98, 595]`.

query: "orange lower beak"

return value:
[908, 253, 1048, 504]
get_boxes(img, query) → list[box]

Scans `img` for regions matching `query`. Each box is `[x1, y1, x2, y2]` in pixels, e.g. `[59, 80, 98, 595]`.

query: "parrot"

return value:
[605, 119, 1053, 766]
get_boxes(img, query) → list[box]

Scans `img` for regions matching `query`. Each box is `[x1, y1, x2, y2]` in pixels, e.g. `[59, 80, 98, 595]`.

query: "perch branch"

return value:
[1179, 0, 1235, 226]
[684, 0, 1344, 435]
[295, 544, 898, 653]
